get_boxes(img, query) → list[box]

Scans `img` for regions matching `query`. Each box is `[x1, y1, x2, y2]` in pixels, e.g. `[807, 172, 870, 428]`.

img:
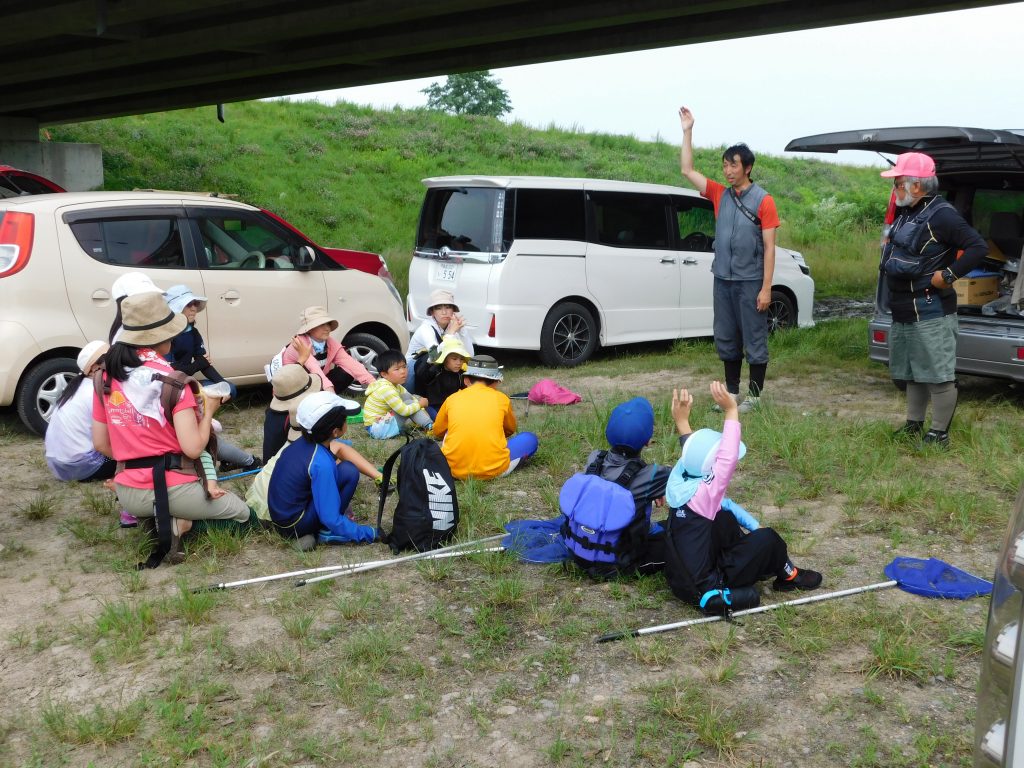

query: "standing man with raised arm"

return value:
[678, 106, 780, 412]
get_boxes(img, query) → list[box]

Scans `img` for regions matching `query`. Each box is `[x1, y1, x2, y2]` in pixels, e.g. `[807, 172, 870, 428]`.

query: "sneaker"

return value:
[119, 510, 138, 528]
[773, 568, 823, 592]
[737, 395, 761, 414]
[923, 429, 950, 449]
[163, 518, 188, 566]
[893, 420, 924, 439]
[296, 534, 317, 552]
[219, 455, 263, 474]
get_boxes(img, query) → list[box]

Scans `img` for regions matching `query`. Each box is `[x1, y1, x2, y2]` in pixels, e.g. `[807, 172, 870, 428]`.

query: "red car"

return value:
[260, 207, 400, 302]
[0, 165, 66, 197]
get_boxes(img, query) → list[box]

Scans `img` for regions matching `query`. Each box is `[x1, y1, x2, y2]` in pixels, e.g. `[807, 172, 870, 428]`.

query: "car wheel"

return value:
[16, 357, 78, 436]
[539, 302, 598, 367]
[766, 290, 796, 334]
[342, 332, 389, 394]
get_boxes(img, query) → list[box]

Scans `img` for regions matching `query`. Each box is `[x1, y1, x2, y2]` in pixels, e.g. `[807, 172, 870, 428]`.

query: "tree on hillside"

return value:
[421, 71, 512, 118]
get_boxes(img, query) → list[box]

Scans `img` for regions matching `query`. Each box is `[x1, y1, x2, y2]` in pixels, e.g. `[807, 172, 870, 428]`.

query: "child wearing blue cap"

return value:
[663, 382, 822, 615]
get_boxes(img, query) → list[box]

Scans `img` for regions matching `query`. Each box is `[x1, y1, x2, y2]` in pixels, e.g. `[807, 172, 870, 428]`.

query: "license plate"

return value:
[433, 262, 458, 284]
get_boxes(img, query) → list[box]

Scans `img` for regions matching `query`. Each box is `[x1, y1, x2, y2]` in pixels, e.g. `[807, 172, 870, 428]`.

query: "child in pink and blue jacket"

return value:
[663, 382, 822, 616]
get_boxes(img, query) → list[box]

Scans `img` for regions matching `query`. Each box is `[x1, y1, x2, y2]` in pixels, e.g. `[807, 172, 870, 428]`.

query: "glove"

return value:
[722, 498, 759, 531]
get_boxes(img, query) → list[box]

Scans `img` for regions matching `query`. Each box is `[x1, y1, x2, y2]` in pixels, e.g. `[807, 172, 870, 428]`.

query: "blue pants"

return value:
[713, 278, 769, 365]
[502, 432, 539, 476]
[289, 461, 360, 539]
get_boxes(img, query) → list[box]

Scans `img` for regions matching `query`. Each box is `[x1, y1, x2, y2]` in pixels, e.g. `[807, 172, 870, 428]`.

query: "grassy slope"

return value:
[49, 99, 884, 298]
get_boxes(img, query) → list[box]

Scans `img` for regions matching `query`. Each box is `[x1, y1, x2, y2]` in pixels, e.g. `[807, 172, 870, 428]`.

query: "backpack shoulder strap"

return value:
[376, 443, 406, 543]
[91, 367, 110, 400]
[585, 450, 608, 476]
[615, 458, 646, 490]
[729, 187, 761, 227]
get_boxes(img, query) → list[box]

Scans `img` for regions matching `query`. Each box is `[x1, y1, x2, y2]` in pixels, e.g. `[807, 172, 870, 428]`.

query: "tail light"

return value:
[488, 314, 496, 338]
[0, 211, 35, 278]
[872, 330, 887, 344]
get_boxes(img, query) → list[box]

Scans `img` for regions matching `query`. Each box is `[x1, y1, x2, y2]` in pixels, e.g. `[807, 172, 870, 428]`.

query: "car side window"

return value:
[513, 189, 586, 241]
[674, 196, 716, 252]
[69, 217, 187, 267]
[588, 192, 671, 248]
[194, 214, 302, 270]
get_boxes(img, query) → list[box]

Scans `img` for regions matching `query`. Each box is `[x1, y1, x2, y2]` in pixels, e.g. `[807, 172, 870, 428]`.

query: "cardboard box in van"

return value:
[955, 275, 1000, 306]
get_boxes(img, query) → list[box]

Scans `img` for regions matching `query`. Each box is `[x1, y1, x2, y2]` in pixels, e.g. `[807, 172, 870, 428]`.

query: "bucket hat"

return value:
[163, 284, 208, 314]
[270, 364, 322, 412]
[880, 152, 936, 179]
[296, 391, 361, 432]
[464, 354, 503, 381]
[678, 428, 747, 478]
[431, 336, 471, 365]
[117, 292, 188, 347]
[296, 306, 338, 335]
[76, 340, 109, 374]
[111, 272, 162, 301]
[427, 289, 459, 313]
[605, 397, 654, 453]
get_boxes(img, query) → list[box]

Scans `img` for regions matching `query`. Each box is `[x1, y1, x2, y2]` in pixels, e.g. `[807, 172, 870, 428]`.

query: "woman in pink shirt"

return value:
[281, 306, 375, 394]
[92, 292, 253, 568]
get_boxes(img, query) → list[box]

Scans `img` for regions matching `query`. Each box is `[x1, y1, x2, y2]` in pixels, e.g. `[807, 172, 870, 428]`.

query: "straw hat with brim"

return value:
[296, 306, 339, 335]
[296, 391, 361, 432]
[76, 340, 109, 374]
[427, 289, 459, 313]
[117, 292, 188, 347]
[465, 355, 503, 381]
[111, 272, 162, 301]
[163, 284, 208, 314]
[431, 336, 471, 365]
[270, 364, 322, 412]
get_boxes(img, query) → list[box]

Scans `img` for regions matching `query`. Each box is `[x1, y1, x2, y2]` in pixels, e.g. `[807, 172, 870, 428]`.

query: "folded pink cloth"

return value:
[528, 379, 582, 405]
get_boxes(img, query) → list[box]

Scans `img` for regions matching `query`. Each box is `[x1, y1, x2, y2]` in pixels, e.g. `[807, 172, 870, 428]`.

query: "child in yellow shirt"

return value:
[363, 351, 433, 439]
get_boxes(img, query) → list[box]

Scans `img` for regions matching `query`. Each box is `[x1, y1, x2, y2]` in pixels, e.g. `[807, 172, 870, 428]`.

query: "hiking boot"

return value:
[923, 429, 950, 449]
[773, 568, 823, 592]
[893, 420, 924, 439]
[737, 395, 761, 414]
[119, 510, 138, 528]
[296, 534, 317, 552]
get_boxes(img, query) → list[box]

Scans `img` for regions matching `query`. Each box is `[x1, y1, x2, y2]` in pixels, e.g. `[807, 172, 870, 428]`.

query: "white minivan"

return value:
[408, 176, 815, 366]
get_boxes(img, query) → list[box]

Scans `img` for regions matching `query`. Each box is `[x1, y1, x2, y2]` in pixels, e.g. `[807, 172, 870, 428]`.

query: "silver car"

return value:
[787, 127, 1024, 384]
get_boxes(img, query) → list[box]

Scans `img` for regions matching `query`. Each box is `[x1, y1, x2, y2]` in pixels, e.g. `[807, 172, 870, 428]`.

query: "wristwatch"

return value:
[942, 267, 957, 285]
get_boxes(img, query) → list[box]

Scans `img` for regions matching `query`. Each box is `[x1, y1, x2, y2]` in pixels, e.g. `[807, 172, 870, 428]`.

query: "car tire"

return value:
[342, 332, 389, 394]
[539, 302, 598, 367]
[766, 290, 796, 334]
[17, 357, 78, 436]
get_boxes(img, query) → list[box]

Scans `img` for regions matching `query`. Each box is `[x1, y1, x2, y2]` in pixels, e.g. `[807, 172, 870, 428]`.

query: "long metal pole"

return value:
[298, 534, 506, 586]
[596, 580, 899, 643]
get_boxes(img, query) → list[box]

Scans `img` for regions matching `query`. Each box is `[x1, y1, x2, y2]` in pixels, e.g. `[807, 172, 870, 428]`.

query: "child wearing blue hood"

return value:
[663, 382, 822, 615]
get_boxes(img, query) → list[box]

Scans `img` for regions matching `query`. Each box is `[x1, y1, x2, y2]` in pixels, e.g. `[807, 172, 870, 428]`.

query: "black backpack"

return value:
[377, 438, 459, 553]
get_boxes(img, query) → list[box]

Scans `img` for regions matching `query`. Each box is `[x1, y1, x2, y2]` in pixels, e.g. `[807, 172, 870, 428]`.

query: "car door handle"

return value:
[91, 289, 111, 304]
[682, 257, 699, 265]
[220, 290, 240, 304]
[660, 257, 676, 264]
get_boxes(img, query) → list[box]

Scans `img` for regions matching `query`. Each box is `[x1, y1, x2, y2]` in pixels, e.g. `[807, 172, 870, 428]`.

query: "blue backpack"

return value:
[559, 453, 649, 578]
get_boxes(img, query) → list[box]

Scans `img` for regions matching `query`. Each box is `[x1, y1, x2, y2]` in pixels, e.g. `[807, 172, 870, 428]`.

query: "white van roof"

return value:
[422, 175, 701, 198]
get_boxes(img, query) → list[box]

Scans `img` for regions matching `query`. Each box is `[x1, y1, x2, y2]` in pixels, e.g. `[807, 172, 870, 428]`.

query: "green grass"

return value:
[50, 99, 884, 299]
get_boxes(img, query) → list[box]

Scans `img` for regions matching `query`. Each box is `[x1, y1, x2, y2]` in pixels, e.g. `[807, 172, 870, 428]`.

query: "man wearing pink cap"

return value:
[880, 152, 988, 448]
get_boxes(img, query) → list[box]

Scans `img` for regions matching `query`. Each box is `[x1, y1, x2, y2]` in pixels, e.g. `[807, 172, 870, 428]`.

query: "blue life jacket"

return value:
[559, 452, 649, 577]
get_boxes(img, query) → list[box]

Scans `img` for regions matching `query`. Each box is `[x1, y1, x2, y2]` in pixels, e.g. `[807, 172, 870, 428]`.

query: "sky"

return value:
[291, 3, 1023, 167]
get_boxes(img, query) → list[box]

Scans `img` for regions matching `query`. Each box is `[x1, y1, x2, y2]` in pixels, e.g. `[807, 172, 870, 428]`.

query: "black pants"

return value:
[263, 407, 290, 461]
[665, 506, 791, 606]
[327, 367, 355, 393]
[81, 456, 117, 482]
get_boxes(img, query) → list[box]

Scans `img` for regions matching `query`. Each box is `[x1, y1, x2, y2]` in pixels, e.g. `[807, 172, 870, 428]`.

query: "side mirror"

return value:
[296, 245, 315, 271]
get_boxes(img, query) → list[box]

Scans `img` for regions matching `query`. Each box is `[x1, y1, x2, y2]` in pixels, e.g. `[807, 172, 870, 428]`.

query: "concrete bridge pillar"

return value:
[0, 117, 103, 191]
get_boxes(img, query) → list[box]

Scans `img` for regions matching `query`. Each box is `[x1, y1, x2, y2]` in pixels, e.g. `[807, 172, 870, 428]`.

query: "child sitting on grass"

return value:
[414, 336, 469, 418]
[432, 355, 538, 480]
[663, 382, 822, 616]
[363, 350, 433, 439]
[267, 391, 381, 551]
